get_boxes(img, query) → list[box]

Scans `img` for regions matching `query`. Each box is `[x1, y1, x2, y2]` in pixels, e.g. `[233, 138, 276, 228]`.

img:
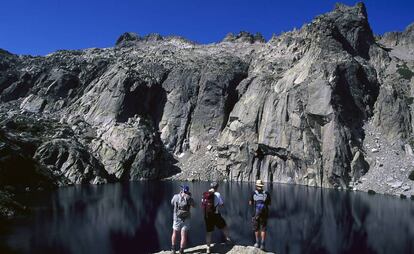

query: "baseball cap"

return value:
[181, 185, 190, 193]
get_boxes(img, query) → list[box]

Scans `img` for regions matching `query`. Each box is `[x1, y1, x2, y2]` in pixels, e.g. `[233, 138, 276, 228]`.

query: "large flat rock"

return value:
[155, 244, 275, 254]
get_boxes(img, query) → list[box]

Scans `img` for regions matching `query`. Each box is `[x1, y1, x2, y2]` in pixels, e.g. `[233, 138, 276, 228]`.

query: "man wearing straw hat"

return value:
[249, 179, 271, 250]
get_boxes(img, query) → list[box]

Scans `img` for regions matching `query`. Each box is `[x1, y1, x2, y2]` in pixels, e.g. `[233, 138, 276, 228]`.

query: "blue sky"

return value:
[0, 0, 413, 56]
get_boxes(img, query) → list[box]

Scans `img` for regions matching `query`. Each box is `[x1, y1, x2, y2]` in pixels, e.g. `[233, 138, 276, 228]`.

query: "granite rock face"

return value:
[0, 113, 111, 186]
[34, 139, 112, 184]
[217, 2, 380, 188]
[0, 3, 413, 196]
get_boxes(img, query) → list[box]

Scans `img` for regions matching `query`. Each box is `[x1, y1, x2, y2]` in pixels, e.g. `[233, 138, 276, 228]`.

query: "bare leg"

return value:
[254, 231, 260, 243]
[206, 232, 212, 246]
[171, 230, 178, 248]
[261, 230, 266, 242]
[206, 232, 212, 253]
[222, 226, 231, 240]
[260, 230, 266, 249]
[180, 229, 187, 249]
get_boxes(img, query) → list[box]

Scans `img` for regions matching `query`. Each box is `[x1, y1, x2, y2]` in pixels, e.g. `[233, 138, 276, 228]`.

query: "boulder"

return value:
[155, 244, 275, 254]
[34, 139, 113, 184]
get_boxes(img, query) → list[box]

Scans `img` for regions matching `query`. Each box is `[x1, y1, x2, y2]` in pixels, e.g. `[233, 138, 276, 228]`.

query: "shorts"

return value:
[204, 213, 227, 232]
[173, 217, 191, 231]
[252, 216, 267, 231]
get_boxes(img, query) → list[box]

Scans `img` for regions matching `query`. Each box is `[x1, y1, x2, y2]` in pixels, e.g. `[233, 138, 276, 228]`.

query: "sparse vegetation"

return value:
[397, 63, 414, 80]
[407, 135, 414, 149]
[409, 170, 414, 181]
[0, 190, 26, 219]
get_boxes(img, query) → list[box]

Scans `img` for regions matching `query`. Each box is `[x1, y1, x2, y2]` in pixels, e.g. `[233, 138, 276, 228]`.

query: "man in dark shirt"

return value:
[202, 182, 232, 254]
[249, 179, 271, 250]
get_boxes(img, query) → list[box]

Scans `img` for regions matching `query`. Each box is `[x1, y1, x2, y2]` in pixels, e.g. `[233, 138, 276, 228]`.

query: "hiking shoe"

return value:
[179, 248, 184, 254]
[206, 246, 211, 254]
[260, 244, 265, 251]
[171, 249, 176, 254]
[225, 238, 233, 245]
[254, 242, 259, 248]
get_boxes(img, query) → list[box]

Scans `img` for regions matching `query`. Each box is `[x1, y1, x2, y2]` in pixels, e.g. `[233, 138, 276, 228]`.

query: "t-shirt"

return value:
[213, 192, 224, 213]
[171, 192, 194, 220]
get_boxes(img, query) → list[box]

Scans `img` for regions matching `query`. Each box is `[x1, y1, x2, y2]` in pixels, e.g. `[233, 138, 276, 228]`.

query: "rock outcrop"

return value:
[155, 244, 275, 254]
[223, 31, 266, 43]
[0, 2, 414, 203]
[217, 3, 381, 188]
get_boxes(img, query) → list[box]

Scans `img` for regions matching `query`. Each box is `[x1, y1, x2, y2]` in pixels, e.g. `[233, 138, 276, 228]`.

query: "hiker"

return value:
[249, 179, 271, 250]
[201, 182, 232, 254]
[171, 185, 195, 254]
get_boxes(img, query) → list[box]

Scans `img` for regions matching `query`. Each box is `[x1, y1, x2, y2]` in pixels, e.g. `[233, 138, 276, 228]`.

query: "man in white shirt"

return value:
[201, 182, 232, 254]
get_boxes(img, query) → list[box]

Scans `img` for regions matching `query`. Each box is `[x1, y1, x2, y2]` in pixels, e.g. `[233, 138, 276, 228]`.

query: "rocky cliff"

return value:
[1, 2, 414, 208]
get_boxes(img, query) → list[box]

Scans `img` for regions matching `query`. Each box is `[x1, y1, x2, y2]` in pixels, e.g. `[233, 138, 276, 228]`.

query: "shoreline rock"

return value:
[154, 244, 275, 254]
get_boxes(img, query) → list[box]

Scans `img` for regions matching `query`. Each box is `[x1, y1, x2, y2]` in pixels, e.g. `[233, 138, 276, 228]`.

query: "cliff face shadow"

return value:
[161, 149, 181, 178]
[113, 75, 183, 179]
[116, 77, 168, 127]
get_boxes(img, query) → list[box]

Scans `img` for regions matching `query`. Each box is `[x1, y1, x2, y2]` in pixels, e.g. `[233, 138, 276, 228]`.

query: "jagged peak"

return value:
[222, 31, 265, 43]
[405, 22, 414, 34]
[143, 33, 164, 42]
[115, 32, 197, 47]
[115, 32, 141, 46]
[305, 2, 374, 58]
[334, 2, 367, 18]
[163, 35, 197, 45]
[0, 48, 13, 56]
[313, 2, 369, 25]
[115, 32, 165, 46]
[380, 22, 414, 38]
[378, 21, 414, 48]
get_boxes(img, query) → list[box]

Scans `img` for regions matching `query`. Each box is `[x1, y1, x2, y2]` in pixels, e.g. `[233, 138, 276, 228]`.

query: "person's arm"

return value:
[216, 193, 224, 207]
[171, 195, 176, 206]
[249, 192, 254, 206]
[266, 192, 271, 206]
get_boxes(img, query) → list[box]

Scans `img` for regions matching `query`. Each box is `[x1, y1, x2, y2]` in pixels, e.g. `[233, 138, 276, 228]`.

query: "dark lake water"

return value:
[1, 181, 414, 254]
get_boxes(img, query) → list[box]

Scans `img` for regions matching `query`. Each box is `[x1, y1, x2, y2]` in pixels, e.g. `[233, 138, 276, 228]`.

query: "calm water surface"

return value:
[0, 181, 413, 254]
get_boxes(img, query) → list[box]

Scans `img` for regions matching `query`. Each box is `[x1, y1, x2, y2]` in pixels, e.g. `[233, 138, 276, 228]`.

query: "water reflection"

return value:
[0, 182, 413, 254]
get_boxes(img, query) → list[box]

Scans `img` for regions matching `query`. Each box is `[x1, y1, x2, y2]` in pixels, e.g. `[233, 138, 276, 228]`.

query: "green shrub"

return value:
[397, 63, 414, 80]
[409, 170, 414, 181]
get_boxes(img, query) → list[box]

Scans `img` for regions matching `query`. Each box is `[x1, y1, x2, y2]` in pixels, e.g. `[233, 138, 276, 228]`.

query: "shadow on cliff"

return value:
[162, 150, 181, 178]
[115, 76, 181, 179]
[117, 77, 167, 128]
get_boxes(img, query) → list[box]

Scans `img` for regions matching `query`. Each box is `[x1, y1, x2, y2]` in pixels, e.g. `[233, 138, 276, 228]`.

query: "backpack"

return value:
[201, 191, 216, 216]
[253, 190, 268, 217]
[176, 193, 191, 219]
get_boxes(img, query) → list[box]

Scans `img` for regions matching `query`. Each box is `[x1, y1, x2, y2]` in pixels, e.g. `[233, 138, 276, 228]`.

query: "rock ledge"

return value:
[155, 244, 275, 254]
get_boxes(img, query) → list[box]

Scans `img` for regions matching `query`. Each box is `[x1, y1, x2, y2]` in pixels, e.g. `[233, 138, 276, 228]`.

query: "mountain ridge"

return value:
[1, 2, 414, 218]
